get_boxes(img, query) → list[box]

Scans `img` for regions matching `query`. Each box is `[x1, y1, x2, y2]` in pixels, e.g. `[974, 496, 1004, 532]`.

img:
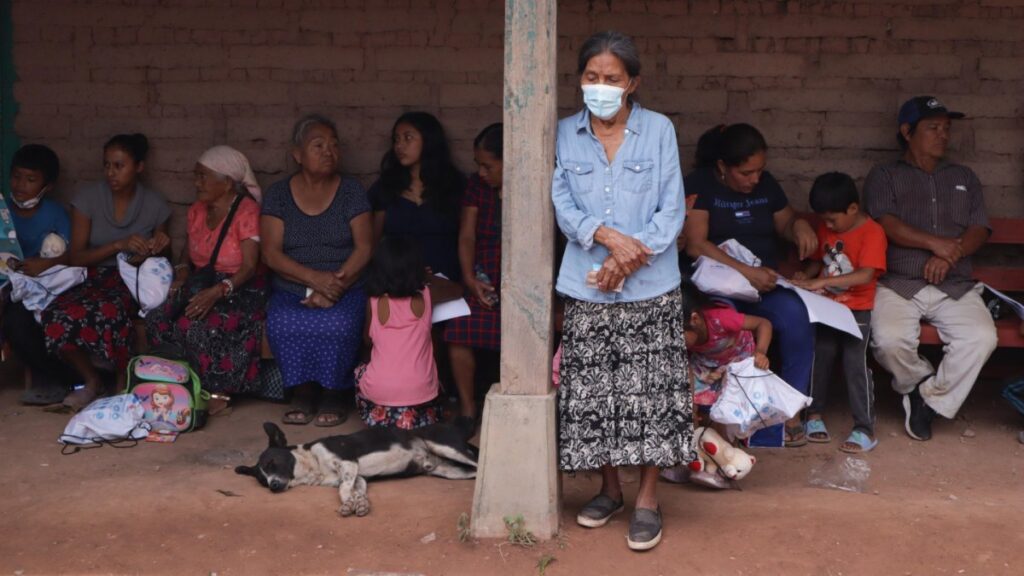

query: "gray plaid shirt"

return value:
[863, 159, 989, 300]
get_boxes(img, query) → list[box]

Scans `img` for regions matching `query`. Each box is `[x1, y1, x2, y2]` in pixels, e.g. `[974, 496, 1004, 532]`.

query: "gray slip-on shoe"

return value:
[626, 507, 663, 551]
[576, 494, 624, 528]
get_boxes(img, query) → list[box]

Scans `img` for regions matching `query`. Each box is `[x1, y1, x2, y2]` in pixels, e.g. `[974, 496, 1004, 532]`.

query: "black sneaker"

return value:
[902, 385, 935, 441]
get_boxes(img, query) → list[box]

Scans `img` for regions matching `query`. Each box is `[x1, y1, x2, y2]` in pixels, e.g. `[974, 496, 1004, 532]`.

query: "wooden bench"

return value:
[783, 215, 1024, 349]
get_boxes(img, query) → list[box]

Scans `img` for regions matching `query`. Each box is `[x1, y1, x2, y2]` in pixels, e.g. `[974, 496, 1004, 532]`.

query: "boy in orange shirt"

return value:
[793, 172, 887, 453]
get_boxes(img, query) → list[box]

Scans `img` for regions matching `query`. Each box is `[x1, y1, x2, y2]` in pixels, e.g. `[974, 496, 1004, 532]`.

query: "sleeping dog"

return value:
[235, 418, 478, 517]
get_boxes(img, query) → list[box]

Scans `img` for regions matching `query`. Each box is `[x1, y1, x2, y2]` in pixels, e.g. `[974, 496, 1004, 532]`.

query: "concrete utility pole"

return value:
[470, 0, 560, 539]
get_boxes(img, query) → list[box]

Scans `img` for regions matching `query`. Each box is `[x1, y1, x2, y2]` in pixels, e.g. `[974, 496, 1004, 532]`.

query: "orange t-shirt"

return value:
[187, 196, 261, 274]
[812, 217, 887, 311]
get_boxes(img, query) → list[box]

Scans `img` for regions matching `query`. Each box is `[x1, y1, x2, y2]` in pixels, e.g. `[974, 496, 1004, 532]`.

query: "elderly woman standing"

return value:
[261, 114, 373, 427]
[146, 146, 265, 414]
[552, 31, 692, 552]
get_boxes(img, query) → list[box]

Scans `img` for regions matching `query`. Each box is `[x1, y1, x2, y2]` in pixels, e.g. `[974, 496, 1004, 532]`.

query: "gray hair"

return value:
[291, 113, 339, 148]
[577, 30, 642, 77]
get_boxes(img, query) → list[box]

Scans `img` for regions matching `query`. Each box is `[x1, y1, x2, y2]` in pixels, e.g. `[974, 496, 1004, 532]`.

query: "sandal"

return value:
[784, 423, 808, 447]
[43, 386, 98, 414]
[20, 381, 69, 406]
[282, 395, 315, 426]
[314, 391, 347, 428]
[208, 394, 232, 417]
[805, 418, 831, 443]
[839, 430, 878, 454]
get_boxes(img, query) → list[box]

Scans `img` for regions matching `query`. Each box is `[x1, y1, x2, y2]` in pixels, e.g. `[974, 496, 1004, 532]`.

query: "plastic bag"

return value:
[690, 239, 762, 303]
[58, 394, 150, 446]
[117, 253, 173, 317]
[808, 455, 871, 493]
[709, 357, 812, 440]
[9, 265, 87, 311]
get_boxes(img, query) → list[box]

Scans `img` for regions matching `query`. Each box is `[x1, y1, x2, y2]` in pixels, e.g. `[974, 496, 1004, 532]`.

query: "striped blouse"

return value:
[863, 159, 989, 300]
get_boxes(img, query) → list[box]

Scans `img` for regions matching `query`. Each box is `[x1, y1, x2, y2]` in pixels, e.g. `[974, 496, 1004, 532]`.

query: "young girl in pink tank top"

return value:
[357, 236, 462, 429]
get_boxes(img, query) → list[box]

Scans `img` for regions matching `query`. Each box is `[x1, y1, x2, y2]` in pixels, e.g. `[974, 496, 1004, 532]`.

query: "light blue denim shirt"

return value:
[552, 102, 685, 303]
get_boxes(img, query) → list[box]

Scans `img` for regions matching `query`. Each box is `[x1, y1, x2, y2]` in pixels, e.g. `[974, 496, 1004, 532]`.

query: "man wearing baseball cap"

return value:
[862, 96, 996, 441]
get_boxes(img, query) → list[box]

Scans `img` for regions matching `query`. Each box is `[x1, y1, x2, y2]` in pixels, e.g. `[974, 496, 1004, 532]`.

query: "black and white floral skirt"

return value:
[558, 288, 694, 471]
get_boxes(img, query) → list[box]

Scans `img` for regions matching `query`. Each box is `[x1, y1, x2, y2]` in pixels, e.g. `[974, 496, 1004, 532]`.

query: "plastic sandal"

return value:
[805, 419, 832, 443]
[785, 423, 808, 447]
[839, 430, 878, 454]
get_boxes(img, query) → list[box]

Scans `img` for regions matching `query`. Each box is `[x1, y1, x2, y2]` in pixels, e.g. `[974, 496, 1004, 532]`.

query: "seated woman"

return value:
[368, 111, 464, 281]
[683, 123, 818, 446]
[444, 123, 503, 419]
[261, 114, 373, 427]
[1, 144, 75, 405]
[358, 235, 462, 429]
[42, 133, 171, 411]
[146, 145, 265, 414]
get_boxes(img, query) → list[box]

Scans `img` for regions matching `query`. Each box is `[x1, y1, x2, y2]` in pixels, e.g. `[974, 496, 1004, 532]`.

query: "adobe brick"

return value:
[157, 82, 289, 105]
[979, 58, 1024, 80]
[227, 46, 364, 70]
[439, 84, 501, 108]
[297, 9, 438, 33]
[817, 54, 962, 78]
[749, 89, 891, 113]
[14, 82, 148, 106]
[667, 53, 807, 77]
[375, 47, 502, 73]
[15, 115, 72, 139]
[821, 126, 895, 150]
[87, 45, 226, 68]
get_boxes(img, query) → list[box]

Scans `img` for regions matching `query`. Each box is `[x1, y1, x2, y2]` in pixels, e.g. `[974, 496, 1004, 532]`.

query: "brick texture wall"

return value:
[10, 0, 1024, 245]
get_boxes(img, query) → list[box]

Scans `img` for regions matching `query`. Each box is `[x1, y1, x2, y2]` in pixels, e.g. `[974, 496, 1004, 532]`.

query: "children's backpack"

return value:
[126, 354, 210, 434]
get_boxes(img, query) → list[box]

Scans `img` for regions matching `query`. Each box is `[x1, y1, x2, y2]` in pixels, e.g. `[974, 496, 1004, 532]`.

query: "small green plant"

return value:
[537, 554, 556, 575]
[503, 515, 537, 548]
[457, 512, 471, 543]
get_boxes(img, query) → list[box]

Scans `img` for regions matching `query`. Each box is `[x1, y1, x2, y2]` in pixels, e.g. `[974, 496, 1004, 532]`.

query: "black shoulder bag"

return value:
[169, 193, 246, 320]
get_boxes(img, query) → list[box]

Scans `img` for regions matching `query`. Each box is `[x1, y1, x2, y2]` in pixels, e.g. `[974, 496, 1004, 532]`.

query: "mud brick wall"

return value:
[9, 0, 1024, 246]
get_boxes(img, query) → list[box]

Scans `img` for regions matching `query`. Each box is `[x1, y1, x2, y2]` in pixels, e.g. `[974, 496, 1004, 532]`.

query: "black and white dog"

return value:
[235, 418, 478, 517]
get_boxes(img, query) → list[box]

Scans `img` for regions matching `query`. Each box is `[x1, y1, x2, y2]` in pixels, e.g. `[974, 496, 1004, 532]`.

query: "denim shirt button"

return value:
[575, 165, 581, 172]
[604, 186, 610, 192]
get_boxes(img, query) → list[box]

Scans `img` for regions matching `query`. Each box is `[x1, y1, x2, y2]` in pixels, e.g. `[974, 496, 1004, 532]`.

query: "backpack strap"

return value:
[206, 192, 247, 272]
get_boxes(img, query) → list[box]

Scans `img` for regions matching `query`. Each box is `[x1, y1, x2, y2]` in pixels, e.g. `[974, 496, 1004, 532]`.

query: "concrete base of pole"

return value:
[470, 386, 560, 539]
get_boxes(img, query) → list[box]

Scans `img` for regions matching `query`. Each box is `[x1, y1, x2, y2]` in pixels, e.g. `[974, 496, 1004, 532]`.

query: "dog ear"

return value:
[235, 465, 259, 477]
[263, 422, 288, 448]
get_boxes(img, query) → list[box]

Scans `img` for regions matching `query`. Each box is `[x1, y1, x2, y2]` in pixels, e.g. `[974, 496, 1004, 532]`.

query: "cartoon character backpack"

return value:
[126, 355, 209, 434]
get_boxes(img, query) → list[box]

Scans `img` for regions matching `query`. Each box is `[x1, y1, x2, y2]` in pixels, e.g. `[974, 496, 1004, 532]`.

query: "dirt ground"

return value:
[1, 362, 1023, 576]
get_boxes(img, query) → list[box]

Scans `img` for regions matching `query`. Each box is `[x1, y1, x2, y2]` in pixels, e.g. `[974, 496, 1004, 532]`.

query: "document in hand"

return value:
[776, 278, 862, 339]
[983, 283, 1024, 319]
[431, 273, 471, 324]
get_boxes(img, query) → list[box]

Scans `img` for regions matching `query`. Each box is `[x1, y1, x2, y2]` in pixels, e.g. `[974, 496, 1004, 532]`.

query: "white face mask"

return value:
[11, 189, 46, 210]
[581, 83, 627, 120]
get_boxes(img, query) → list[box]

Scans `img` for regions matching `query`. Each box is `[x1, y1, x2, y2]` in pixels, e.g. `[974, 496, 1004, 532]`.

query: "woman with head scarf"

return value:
[145, 145, 266, 413]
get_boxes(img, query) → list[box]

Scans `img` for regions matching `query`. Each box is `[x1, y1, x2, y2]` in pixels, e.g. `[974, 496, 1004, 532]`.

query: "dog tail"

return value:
[452, 415, 475, 440]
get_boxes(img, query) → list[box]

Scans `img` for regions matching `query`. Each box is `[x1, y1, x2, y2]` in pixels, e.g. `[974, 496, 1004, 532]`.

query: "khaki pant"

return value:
[870, 284, 997, 419]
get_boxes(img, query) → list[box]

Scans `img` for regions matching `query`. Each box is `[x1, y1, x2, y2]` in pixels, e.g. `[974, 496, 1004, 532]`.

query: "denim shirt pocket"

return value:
[564, 160, 595, 194]
[621, 159, 655, 195]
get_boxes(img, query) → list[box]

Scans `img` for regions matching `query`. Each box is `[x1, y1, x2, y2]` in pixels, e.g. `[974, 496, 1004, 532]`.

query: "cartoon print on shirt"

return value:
[822, 240, 854, 296]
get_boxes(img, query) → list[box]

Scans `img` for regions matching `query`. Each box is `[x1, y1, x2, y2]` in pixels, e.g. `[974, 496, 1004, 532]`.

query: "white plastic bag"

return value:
[710, 357, 812, 440]
[117, 253, 173, 317]
[58, 394, 150, 446]
[690, 239, 761, 302]
[9, 265, 87, 311]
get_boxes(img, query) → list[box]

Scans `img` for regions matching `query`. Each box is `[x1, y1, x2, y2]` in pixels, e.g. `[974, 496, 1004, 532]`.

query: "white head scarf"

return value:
[197, 145, 262, 203]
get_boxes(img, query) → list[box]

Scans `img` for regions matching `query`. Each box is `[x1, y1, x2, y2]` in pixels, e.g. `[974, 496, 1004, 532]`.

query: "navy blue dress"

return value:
[262, 175, 370, 391]
[369, 180, 461, 281]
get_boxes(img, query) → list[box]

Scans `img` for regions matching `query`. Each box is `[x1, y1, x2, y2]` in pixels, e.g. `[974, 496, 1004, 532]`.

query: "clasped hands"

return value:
[923, 237, 963, 285]
[302, 268, 349, 308]
[594, 229, 653, 292]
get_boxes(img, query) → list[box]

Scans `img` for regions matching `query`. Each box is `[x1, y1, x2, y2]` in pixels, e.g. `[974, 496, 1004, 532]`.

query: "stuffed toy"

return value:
[689, 426, 756, 482]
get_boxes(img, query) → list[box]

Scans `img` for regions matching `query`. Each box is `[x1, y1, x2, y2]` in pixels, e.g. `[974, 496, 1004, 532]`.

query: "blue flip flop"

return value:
[806, 419, 831, 443]
[839, 430, 878, 454]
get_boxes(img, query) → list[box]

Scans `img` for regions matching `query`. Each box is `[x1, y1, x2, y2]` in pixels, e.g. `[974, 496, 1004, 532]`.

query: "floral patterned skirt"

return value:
[41, 267, 135, 371]
[146, 273, 267, 395]
[355, 394, 444, 430]
[558, 288, 695, 471]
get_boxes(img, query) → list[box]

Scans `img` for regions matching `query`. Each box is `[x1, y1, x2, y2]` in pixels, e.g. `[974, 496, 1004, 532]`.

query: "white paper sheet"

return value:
[776, 278, 863, 339]
[431, 273, 472, 324]
[983, 283, 1024, 320]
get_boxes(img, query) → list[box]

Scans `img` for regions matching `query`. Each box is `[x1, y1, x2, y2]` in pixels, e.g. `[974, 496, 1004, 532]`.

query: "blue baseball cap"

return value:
[898, 96, 965, 126]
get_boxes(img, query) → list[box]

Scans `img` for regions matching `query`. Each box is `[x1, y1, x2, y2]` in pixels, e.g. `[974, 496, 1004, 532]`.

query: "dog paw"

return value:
[354, 496, 371, 517]
[338, 501, 356, 517]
